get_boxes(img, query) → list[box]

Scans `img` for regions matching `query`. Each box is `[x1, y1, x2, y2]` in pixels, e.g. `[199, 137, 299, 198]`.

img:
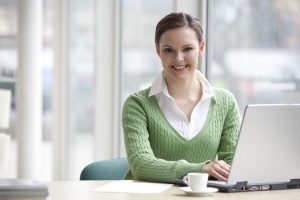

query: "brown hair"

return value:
[155, 12, 203, 45]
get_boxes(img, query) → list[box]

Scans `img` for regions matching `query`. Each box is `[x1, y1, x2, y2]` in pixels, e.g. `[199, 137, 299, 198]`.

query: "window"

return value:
[0, 0, 54, 179]
[0, 0, 97, 180]
[208, 0, 300, 112]
[121, 0, 173, 103]
[67, 0, 96, 179]
[0, 0, 17, 134]
[120, 0, 173, 155]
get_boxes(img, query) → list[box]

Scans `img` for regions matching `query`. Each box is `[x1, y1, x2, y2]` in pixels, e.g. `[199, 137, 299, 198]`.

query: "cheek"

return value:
[160, 55, 171, 65]
[188, 51, 200, 62]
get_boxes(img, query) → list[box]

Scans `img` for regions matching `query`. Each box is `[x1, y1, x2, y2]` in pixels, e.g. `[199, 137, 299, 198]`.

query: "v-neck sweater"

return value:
[122, 87, 241, 183]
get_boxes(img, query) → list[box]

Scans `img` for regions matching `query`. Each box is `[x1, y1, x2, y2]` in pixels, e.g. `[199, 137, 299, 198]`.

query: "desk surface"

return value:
[2, 181, 300, 200]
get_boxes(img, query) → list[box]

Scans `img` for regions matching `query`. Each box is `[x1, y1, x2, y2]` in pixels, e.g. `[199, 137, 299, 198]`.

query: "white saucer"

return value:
[180, 187, 218, 197]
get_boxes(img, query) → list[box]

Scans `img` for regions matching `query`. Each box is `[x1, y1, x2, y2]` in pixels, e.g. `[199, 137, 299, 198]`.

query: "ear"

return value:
[199, 41, 205, 55]
[156, 44, 161, 58]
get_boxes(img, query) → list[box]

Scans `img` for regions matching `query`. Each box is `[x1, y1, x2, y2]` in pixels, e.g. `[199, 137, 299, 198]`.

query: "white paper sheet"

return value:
[93, 180, 173, 194]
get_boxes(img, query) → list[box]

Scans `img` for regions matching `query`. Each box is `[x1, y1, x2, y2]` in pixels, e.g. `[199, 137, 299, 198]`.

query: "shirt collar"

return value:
[148, 72, 164, 97]
[148, 70, 215, 99]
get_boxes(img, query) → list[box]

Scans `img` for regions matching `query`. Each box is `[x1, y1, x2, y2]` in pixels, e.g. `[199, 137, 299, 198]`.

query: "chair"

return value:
[80, 158, 129, 180]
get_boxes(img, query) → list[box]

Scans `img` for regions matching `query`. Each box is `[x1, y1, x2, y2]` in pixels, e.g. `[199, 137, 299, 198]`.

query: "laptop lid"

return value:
[227, 104, 300, 186]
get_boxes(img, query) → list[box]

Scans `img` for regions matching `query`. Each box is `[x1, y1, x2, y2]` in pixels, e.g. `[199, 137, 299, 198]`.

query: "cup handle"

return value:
[182, 175, 189, 186]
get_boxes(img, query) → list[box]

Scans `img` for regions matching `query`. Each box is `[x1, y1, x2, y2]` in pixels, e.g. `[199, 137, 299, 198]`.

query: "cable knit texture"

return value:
[122, 87, 241, 183]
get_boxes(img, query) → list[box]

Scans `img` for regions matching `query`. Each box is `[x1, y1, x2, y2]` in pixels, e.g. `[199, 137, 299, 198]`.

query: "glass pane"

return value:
[120, 0, 173, 155]
[39, 0, 54, 180]
[0, 0, 17, 179]
[68, 0, 95, 180]
[0, 0, 54, 179]
[121, 0, 173, 103]
[0, 0, 17, 125]
[209, 0, 300, 113]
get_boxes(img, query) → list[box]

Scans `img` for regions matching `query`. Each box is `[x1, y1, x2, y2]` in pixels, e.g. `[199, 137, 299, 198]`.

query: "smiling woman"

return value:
[156, 26, 204, 120]
[122, 12, 241, 183]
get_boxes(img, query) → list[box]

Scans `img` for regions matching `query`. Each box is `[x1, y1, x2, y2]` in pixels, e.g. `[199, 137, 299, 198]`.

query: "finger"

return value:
[203, 162, 229, 180]
[219, 162, 230, 172]
[218, 174, 228, 182]
[214, 164, 229, 178]
[220, 160, 231, 169]
[211, 170, 228, 181]
[217, 160, 230, 169]
[214, 161, 230, 174]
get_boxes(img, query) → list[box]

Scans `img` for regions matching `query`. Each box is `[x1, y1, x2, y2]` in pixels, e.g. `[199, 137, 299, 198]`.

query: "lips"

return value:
[171, 64, 189, 70]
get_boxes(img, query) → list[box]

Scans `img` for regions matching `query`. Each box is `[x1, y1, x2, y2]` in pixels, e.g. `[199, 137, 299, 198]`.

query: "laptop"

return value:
[177, 104, 300, 192]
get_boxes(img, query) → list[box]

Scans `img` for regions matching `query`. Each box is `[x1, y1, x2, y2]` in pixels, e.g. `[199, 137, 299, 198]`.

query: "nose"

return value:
[174, 51, 184, 62]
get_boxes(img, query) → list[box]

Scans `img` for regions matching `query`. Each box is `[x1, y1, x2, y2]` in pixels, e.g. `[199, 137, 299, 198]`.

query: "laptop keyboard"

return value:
[208, 180, 227, 185]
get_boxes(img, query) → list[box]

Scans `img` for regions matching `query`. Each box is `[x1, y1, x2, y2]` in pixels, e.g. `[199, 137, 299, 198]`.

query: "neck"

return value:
[165, 75, 202, 101]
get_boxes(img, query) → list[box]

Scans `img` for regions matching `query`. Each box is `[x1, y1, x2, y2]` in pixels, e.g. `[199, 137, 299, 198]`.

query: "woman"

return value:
[122, 12, 241, 183]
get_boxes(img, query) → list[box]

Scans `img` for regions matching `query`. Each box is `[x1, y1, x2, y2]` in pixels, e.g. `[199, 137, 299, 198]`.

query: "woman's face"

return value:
[156, 26, 204, 82]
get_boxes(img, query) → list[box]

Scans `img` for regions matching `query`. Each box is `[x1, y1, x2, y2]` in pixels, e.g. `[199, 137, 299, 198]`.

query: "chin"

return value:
[169, 69, 194, 82]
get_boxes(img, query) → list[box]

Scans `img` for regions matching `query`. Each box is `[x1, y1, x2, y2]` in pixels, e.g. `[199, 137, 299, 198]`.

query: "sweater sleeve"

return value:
[217, 91, 241, 165]
[122, 95, 207, 183]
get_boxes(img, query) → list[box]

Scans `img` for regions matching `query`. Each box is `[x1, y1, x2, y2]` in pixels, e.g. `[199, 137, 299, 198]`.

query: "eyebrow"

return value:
[161, 45, 173, 48]
[161, 44, 195, 49]
[183, 44, 195, 48]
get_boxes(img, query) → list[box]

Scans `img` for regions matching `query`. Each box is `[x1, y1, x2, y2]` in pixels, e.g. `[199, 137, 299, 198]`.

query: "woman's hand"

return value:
[202, 160, 230, 181]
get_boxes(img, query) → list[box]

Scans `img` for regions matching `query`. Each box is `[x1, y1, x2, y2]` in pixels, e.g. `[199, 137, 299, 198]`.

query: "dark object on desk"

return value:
[176, 178, 300, 192]
[0, 179, 48, 197]
[178, 105, 300, 193]
[175, 179, 187, 187]
[80, 158, 129, 180]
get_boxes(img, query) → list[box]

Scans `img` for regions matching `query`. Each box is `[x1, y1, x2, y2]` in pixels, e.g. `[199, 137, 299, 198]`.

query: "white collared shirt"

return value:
[149, 70, 214, 140]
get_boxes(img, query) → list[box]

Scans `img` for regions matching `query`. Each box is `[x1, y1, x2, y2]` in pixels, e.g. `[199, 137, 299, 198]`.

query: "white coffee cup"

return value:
[183, 173, 209, 191]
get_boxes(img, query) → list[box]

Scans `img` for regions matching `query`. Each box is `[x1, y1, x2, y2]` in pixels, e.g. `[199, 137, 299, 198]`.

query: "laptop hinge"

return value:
[224, 179, 300, 192]
[230, 181, 248, 192]
[287, 179, 300, 189]
[270, 183, 287, 190]
[270, 179, 300, 190]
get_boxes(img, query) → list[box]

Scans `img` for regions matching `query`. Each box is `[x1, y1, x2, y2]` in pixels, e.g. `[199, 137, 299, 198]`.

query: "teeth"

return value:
[173, 65, 186, 69]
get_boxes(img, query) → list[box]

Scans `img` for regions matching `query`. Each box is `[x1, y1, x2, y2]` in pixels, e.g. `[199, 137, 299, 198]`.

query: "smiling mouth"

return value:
[171, 65, 189, 70]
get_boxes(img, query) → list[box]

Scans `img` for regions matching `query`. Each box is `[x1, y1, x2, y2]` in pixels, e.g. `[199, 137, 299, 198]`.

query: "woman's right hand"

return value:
[202, 160, 230, 181]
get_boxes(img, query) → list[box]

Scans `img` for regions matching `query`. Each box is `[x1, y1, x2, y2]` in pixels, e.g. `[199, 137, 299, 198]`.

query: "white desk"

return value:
[1, 181, 300, 200]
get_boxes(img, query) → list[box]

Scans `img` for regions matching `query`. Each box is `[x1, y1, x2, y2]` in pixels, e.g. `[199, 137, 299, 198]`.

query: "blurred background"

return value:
[0, 0, 299, 180]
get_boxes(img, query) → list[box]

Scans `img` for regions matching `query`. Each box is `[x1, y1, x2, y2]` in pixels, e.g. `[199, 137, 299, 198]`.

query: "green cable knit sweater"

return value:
[122, 87, 241, 183]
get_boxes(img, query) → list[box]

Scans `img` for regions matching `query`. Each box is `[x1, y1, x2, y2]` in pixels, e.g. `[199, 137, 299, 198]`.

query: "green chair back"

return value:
[80, 158, 129, 180]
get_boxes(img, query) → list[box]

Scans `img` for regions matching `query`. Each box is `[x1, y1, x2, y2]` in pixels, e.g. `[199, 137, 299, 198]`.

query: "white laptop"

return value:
[177, 104, 300, 192]
[208, 104, 300, 192]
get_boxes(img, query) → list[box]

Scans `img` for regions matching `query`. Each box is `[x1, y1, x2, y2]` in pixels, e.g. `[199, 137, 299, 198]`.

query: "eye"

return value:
[163, 48, 173, 53]
[183, 47, 194, 52]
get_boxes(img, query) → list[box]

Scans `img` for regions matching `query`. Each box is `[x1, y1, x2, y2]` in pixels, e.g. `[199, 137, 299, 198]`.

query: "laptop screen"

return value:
[227, 104, 300, 185]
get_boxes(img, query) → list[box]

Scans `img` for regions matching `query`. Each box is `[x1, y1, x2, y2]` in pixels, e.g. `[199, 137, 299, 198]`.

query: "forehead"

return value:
[159, 26, 198, 46]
